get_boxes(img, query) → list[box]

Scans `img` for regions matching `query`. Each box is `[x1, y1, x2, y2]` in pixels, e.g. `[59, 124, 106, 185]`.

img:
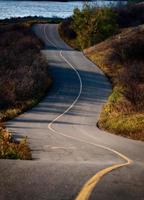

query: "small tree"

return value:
[72, 4, 118, 49]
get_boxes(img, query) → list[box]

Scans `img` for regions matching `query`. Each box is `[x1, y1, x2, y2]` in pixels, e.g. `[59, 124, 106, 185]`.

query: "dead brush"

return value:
[0, 127, 31, 160]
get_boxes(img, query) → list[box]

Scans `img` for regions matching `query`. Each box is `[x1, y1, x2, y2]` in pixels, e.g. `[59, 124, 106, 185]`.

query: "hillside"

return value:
[59, 3, 144, 140]
[85, 25, 144, 140]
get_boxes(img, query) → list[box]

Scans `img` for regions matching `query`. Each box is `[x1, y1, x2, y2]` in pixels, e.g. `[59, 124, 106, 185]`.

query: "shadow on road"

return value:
[7, 65, 111, 133]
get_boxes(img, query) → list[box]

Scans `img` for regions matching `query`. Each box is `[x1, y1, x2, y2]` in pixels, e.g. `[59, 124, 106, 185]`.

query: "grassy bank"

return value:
[85, 25, 144, 140]
[59, 4, 144, 140]
[0, 19, 52, 159]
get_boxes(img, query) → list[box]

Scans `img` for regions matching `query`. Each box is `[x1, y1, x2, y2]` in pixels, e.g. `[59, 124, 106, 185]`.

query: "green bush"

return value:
[72, 5, 118, 49]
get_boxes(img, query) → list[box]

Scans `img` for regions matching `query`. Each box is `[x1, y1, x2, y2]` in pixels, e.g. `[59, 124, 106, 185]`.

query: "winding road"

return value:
[0, 24, 144, 200]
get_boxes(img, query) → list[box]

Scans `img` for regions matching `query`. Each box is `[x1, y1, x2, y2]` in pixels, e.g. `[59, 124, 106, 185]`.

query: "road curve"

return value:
[0, 24, 144, 200]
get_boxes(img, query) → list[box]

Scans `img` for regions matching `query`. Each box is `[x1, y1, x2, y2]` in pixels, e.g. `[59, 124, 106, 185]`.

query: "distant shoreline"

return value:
[0, 0, 127, 20]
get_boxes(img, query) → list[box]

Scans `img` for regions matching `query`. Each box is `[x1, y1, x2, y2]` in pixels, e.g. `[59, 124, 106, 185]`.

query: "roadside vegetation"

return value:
[0, 126, 31, 160]
[59, 2, 144, 49]
[59, 5, 118, 49]
[0, 16, 62, 26]
[0, 18, 53, 159]
[85, 26, 144, 140]
[60, 3, 144, 140]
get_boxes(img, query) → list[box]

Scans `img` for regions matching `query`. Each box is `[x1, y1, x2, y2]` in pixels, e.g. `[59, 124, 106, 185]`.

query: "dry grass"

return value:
[0, 127, 31, 159]
[85, 25, 144, 141]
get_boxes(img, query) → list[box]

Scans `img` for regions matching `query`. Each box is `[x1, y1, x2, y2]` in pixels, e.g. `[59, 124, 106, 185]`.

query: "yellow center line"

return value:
[75, 159, 132, 200]
[42, 24, 133, 200]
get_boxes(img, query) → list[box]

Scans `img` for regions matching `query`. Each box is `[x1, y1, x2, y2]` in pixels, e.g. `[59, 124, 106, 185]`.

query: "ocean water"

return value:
[0, 1, 124, 19]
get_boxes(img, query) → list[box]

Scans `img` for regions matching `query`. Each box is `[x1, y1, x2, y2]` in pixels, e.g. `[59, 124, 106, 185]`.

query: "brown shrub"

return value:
[0, 127, 31, 160]
[116, 4, 144, 27]
[117, 61, 144, 112]
[0, 24, 50, 111]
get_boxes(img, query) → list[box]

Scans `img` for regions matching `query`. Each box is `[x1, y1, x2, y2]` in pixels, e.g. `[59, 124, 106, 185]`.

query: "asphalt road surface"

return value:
[0, 24, 144, 200]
